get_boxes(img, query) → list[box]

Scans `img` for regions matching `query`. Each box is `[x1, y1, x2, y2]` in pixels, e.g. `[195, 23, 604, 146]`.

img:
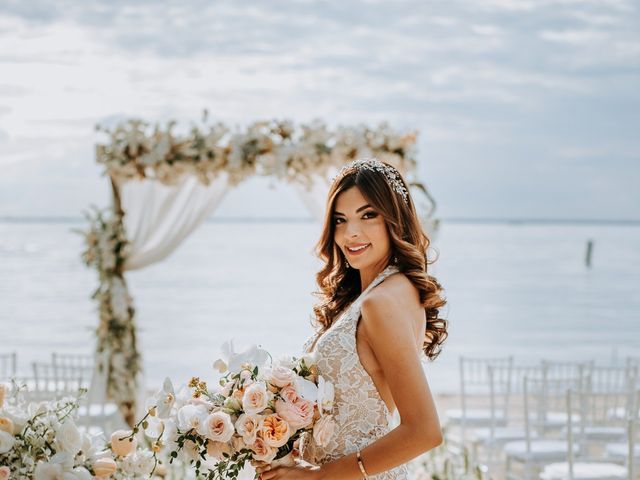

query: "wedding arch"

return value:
[80, 117, 439, 424]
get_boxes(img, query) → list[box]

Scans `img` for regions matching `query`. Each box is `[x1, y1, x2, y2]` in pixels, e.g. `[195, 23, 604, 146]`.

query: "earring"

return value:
[393, 256, 398, 264]
[345, 259, 351, 269]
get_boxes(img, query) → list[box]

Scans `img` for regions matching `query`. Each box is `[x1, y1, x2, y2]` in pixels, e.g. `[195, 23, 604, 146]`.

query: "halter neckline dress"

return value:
[301, 264, 409, 480]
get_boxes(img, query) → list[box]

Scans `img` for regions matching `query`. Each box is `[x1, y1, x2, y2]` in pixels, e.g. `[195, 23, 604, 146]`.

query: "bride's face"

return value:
[333, 186, 391, 271]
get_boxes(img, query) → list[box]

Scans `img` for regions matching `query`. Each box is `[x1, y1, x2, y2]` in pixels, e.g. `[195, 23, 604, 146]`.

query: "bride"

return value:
[257, 158, 447, 479]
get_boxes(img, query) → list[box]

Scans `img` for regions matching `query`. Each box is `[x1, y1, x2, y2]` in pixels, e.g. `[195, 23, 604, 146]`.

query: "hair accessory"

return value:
[356, 450, 369, 479]
[334, 158, 409, 205]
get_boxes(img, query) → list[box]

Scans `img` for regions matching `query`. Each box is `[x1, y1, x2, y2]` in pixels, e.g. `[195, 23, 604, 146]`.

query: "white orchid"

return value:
[316, 376, 335, 414]
[214, 340, 270, 374]
[293, 376, 318, 403]
[155, 377, 175, 418]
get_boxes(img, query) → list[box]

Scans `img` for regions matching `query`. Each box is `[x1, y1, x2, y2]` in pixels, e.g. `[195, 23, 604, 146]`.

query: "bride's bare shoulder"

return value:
[361, 272, 421, 319]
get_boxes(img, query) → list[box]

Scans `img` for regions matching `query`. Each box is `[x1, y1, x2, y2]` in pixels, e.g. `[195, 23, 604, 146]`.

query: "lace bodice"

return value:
[301, 265, 409, 480]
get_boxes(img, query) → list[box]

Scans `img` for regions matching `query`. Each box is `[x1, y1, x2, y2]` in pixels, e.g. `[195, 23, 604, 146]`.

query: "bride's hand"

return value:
[256, 462, 322, 480]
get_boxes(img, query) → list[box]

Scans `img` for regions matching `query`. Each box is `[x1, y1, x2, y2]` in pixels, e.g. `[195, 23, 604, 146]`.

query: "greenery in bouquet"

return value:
[128, 342, 336, 480]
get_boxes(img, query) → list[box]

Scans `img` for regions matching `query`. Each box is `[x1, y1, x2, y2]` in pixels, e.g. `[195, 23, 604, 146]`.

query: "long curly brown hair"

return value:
[312, 160, 448, 360]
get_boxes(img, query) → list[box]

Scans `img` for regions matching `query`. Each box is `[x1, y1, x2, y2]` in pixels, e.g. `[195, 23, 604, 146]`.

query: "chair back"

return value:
[0, 352, 17, 380]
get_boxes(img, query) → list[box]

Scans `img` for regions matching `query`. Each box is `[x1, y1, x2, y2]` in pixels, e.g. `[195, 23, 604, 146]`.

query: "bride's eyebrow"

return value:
[333, 204, 372, 216]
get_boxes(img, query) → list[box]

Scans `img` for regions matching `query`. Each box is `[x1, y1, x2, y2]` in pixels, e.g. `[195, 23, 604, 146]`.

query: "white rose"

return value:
[34, 461, 63, 480]
[177, 404, 209, 432]
[70, 467, 92, 480]
[313, 415, 336, 447]
[134, 450, 155, 476]
[242, 382, 268, 415]
[265, 365, 296, 388]
[0, 430, 15, 454]
[197, 411, 235, 443]
[55, 421, 82, 456]
[234, 413, 262, 444]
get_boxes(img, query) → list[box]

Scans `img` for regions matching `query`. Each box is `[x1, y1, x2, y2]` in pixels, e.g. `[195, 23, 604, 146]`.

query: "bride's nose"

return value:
[345, 221, 361, 238]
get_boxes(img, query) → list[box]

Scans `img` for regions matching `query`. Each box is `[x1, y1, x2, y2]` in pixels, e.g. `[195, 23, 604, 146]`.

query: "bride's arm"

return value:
[318, 284, 443, 480]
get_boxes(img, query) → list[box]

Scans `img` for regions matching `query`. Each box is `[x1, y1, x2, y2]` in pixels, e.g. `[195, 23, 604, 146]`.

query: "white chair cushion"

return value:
[605, 442, 640, 460]
[445, 408, 507, 426]
[540, 461, 627, 480]
[471, 426, 533, 444]
[504, 440, 578, 462]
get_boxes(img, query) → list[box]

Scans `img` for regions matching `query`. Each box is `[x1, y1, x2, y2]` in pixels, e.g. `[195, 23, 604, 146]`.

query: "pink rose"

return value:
[279, 385, 299, 404]
[110, 430, 137, 457]
[251, 437, 277, 463]
[275, 398, 314, 430]
[92, 457, 117, 477]
[242, 382, 269, 415]
[312, 415, 336, 447]
[0, 466, 9, 480]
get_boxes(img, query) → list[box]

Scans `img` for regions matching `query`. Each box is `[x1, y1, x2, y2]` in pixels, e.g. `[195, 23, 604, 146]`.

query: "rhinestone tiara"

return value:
[334, 158, 409, 204]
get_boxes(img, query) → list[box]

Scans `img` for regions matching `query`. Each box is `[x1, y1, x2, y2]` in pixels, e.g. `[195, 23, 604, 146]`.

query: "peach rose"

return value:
[274, 398, 314, 430]
[110, 430, 137, 457]
[206, 439, 232, 460]
[0, 417, 14, 435]
[260, 414, 291, 448]
[0, 466, 9, 479]
[251, 436, 277, 463]
[242, 382, 268, 415]
[92, 457, 117, 477]
[312, 415, 336, 447]
[198, 411, 235, 443]
[235, 413, 262, 444]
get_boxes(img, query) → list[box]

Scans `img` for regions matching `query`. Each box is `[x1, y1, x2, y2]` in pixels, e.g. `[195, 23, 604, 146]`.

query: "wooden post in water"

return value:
[585, 239, 593, 268]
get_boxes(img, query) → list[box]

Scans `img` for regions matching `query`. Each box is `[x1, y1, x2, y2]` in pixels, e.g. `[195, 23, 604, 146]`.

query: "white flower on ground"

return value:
[133, 450, 156, 476]
[55, 420, 82, 456]
[0, 430, 15, 454]
[198, 411, 235, 443]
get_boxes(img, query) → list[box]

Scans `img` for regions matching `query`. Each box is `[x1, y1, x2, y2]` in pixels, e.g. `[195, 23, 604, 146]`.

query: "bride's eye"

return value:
[333, 217, 345, 225]
[362, 211, 378, 219]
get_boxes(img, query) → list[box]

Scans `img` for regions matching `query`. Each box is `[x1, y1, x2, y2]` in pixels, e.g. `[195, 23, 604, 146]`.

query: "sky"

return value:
[0, 0, 639, 220]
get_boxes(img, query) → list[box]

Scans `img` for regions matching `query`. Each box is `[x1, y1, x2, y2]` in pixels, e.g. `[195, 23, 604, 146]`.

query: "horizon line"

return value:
[1, 215, 639, 226]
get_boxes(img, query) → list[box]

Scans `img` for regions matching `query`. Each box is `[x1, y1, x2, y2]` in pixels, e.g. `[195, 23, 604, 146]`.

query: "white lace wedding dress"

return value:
[301, 265, 409, 480]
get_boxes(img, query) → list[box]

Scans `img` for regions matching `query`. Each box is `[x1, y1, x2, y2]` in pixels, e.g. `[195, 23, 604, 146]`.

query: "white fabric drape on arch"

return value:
[118, 173, 230, 271]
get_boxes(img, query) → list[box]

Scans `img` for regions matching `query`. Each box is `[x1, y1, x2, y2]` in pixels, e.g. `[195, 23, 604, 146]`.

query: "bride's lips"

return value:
[345, 243, 371, 256]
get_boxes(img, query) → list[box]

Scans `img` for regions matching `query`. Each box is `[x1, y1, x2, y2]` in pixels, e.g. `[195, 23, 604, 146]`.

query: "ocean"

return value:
[1, 219, 639, 394]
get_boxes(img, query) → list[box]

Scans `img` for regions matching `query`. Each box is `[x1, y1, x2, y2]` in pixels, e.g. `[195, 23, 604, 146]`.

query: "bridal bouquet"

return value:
[135, 343, 337, 479]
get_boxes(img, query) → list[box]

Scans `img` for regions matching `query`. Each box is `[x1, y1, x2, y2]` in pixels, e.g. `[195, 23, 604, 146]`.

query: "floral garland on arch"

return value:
[79, 207, 140, 425]
[95, 118, 419, 188]
[83, 118, 420, 425]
